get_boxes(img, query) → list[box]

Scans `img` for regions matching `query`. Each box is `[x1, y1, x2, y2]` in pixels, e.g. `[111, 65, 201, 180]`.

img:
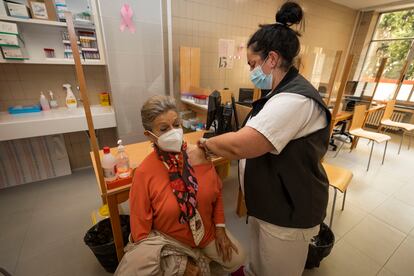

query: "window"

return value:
[357, 9, 414, 104]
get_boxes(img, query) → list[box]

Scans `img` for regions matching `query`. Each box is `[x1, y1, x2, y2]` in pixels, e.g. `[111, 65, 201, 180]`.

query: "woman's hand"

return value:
[215, 227, 239, 263]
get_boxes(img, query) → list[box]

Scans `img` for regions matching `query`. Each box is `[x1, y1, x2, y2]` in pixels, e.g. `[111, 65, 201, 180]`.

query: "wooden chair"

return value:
[337, 104, 391, 171]
[234, 104, 252, 217]
[322, 162, 353, 228]
[235, 103, 252, 126]
[380, 100, 414, 154]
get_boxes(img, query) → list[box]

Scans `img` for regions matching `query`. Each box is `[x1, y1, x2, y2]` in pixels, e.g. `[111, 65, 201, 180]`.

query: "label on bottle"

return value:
[103, 166, 116, 179]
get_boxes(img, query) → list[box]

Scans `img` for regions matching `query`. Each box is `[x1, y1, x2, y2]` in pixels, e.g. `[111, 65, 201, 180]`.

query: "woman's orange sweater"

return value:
[129, 151, 225, 248]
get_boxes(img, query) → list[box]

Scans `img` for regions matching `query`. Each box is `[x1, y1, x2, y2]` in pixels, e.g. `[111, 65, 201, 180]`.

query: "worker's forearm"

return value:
[206, 132, 242, 160]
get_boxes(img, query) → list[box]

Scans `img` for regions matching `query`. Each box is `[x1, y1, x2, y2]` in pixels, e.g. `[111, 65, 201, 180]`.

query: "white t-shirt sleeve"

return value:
[246, 93, 327, 154]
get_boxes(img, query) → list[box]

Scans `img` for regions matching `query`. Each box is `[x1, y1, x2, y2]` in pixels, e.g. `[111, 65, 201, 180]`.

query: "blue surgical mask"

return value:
[250, 57, 273, 90]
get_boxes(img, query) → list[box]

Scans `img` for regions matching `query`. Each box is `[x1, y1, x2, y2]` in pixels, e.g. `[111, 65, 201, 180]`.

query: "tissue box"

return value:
[0, 33, 18, 46]
[6, 2, 30, 19]
[0, 21, 18, 34]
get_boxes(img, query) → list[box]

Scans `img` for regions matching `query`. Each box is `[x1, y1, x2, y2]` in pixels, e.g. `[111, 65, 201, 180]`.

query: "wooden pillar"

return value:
[368, 58, 388, 109]
[392, 42, 414, 100]
[65, 12, 107, 201]
[326, 50, 343, 106]
[330, 55, 354, 135]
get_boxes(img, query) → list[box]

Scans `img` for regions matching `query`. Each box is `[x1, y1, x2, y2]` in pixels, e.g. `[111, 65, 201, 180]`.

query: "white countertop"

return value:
[0, 105, 117, 141]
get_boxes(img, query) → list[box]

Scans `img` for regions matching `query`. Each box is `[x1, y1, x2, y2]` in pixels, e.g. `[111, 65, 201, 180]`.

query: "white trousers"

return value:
[245, 217, 318, 276]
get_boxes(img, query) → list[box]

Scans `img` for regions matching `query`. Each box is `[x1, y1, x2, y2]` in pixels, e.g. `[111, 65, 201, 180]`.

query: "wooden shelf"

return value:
[0, 16, 67, 27]
[0, 58, 105, 65]
[181, 97, 208, 111]
[0, 16, 95, 29]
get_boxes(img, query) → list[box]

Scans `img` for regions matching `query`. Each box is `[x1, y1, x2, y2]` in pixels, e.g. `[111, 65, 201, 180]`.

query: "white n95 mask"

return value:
[156, 128, 184, 153]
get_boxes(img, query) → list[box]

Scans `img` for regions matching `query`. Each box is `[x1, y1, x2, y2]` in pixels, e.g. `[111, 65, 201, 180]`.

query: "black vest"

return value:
[244, 67, 332, 228]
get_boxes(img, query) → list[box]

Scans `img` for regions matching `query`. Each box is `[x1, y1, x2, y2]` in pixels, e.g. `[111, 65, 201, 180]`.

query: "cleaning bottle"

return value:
[49, 90, 59, 109]
[40, 91, 50, 111]
[116, 139, 130, 178]
[102, 146, 117, 182]
[63, 84, 77, 109]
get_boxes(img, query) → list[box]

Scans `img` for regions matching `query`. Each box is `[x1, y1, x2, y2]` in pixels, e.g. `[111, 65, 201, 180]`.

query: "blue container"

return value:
[8, 105, 42, 114]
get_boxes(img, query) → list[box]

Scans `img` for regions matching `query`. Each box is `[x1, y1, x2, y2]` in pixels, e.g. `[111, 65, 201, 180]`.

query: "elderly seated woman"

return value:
[115, 95, 245, 276]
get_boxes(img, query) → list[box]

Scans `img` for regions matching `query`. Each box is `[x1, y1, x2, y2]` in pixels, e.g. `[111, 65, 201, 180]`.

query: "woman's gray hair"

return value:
[141, 95, 178, 131]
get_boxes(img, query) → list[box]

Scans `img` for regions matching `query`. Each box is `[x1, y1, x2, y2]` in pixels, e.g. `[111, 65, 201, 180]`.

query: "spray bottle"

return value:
[63, 84, 77, 109]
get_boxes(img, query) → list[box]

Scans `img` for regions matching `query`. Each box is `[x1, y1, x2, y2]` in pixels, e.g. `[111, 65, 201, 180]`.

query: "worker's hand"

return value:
[197, 138, 207, 149]
[215, 227, 238, 263]
[184, 258, 201, 276]
[186, 144, 210, 165]
[198, 138, 215, 159]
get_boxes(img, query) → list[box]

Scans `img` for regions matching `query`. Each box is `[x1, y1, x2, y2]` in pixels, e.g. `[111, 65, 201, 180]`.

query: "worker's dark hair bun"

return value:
[275, 2, 303, 26]
[247, 1, 304, 70]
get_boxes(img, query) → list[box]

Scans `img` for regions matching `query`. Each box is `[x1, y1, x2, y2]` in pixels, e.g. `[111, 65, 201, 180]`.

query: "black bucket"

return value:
[84, 215, 131, 273]
[305, 223, 335, 269]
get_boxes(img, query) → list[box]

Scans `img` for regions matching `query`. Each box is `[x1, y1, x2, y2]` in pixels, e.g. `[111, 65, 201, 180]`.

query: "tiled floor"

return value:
[0, 134, 413, 275]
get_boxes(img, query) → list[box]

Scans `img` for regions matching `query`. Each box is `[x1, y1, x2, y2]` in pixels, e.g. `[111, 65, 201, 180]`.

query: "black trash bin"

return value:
[84, 215, 131, 273]
[305, 223, 335, 269]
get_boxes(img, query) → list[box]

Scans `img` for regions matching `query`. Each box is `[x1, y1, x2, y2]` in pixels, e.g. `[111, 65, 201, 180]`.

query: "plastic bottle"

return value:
[49, 90, 59, 109]
[63, 84, 77, 109]
[102, 146, 116, 182]
[40, 91, 50, 111]
[116, 139, 130, 178]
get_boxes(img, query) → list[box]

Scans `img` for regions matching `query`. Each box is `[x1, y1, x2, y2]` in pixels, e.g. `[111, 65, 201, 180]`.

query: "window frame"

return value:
[358, 8, 414, 106]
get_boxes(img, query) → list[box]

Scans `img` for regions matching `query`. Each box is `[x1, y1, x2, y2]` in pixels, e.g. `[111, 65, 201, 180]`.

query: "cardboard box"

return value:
[0, 1, 8, 16]
[28, 0, 57, 21]
[0, 21, 18, 35]
[1, 46, 24, 59]
[6, 2, 30, 19]
[0, 32, 18, 46]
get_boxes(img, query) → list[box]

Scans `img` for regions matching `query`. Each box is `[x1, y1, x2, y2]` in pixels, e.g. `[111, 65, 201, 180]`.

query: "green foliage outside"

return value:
[370, 9, 414, 80]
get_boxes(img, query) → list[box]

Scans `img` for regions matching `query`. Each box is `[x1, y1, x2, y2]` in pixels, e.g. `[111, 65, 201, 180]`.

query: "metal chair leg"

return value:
[341, 190, 347, 211]
[334, 141, 344, 158]
[367, 141, 374, 171]
[382, 140, 388, 165]
[329, 188, 337, 229]
[398, 131, 404, 155]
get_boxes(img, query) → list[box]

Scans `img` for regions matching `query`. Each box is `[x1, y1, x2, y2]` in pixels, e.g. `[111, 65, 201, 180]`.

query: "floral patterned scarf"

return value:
[155, 142, 199, 224]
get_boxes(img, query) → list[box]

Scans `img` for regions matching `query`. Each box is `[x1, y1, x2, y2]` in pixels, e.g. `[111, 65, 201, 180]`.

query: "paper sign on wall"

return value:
[218, 39, 235, 69]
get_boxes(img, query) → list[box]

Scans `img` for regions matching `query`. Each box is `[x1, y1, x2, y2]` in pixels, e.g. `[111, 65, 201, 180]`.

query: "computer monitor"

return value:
[238, 88, 254, 103]
[205, 90, 221, 132]
[231, 95, 239, 130]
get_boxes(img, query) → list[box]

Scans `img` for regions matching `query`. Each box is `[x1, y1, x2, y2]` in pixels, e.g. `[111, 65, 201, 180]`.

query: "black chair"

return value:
[329, 100, 356, 151]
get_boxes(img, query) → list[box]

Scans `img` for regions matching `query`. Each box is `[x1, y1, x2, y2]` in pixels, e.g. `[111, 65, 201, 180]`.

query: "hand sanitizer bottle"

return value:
[49, 90, 59, 109]
[102, 146, 117, 182]
[116, 139, 131, 178]
[63, 84, 77, 109]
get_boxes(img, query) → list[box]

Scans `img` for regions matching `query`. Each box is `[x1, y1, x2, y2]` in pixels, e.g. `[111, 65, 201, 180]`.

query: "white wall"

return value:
[171, 0, 357, 96]
[98, 0, 166, 144]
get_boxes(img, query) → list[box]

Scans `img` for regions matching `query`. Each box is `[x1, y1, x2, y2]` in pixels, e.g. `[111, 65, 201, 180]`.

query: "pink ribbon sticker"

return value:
[120, 3, 135, 33]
